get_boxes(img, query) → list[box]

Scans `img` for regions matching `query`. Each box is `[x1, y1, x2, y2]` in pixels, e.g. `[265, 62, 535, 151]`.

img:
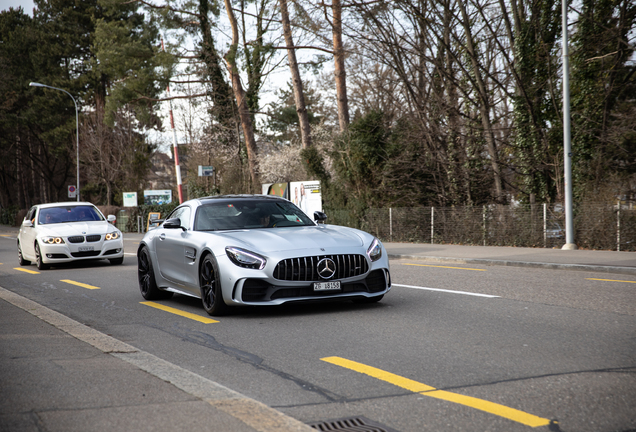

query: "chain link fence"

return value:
[328, 203, 636, 251]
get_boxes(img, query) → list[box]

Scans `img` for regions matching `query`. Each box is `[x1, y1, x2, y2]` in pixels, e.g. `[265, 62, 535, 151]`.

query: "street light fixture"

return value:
[29, 82, 80, 202]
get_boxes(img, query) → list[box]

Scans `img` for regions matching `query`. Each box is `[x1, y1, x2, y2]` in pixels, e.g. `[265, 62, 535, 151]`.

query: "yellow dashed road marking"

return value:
[322, 356, 550, 428]
[60, 279, 100, 290]
[141, 301, 219, 324]
[402, 263, 486, 271]
[586, 278, 636, 284]
[14, 267, 40, 274]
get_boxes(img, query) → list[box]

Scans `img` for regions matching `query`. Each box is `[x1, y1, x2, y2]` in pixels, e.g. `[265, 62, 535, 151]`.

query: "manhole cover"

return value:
[307, 416, 400, 432]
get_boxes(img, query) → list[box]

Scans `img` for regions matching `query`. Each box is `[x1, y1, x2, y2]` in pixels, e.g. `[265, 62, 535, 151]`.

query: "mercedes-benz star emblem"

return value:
[317, 258, 337, 280]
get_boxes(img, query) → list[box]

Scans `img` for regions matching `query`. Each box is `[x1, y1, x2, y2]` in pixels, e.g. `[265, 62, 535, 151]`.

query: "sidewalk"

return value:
[384, 242, 636, 276]
[0, 287, 314, 432]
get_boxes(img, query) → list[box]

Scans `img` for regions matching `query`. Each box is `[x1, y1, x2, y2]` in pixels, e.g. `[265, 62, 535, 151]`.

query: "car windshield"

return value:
[38, 205, 104, 225]
[194, 200, 314, 231]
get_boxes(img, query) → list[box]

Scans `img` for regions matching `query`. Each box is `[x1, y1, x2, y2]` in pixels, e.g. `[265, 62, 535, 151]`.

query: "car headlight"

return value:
[226, 247, 266, 270]
[42, 236, 64, 245]
[367, 237, 382, 262]
[105, 231, 120, 241]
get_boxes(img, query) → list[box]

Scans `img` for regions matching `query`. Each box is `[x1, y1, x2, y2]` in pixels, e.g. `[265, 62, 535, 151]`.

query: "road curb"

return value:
[388, 254, 636, 276]
[0, 286, 314, 432]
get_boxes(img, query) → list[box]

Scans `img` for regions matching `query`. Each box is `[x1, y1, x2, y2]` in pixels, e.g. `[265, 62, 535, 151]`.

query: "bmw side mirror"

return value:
[314, 211, 327, 224]
[107, 215, 116, 224]
[23, 220, 33, 228]
[163, 218, 185, 230]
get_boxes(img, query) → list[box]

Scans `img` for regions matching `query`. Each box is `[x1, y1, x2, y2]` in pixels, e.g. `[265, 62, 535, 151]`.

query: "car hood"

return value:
[40, 221, 114, 236]
[213, 225, 366, 254]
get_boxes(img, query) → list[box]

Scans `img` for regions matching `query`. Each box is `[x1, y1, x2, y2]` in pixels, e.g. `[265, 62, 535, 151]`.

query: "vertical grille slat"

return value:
[274, 254, 369, 281]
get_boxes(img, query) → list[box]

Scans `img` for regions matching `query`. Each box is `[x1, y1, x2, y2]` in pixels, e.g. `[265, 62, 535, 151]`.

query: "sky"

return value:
[0, 0, 34, 14]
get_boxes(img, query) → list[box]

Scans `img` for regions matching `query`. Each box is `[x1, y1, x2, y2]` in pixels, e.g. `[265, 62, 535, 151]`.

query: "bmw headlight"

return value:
[367, 237, 382, 262]
[226, 247, 266, 270]
[42, 236, 64, 244]
[105, 231, 120, 241]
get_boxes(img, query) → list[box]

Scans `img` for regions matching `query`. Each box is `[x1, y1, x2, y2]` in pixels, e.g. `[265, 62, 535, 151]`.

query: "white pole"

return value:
[431, 207, 434, 244]
[562, 0, 576, 250]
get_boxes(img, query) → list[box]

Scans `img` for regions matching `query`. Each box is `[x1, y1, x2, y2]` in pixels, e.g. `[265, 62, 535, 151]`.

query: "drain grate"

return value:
[307, 416, 400, 432]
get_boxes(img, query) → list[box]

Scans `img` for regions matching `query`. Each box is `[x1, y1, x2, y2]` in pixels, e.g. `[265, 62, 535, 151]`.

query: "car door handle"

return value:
[159, 233, 165, 241]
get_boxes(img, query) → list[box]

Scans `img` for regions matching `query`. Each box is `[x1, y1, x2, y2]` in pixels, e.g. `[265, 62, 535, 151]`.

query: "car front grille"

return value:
[242, 270, 388, 302]
[273, 254, 369, 281]
[68, 236, 84, 243]
[86, 235, 101, 242]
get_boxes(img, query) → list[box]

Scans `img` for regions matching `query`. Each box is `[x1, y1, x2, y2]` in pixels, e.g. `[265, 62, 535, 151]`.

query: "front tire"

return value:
[200, 254, 228, 316]
[138, 246, 172, 300]
[35, 243, 49, 270]
[18, 241, 31, 266]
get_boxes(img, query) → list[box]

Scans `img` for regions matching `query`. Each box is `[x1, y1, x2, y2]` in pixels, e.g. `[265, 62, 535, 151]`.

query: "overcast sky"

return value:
[0, 0, 34, 15]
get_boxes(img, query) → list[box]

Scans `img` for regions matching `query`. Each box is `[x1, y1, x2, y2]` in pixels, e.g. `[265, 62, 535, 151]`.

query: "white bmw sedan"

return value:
[17, 202, 124, 270]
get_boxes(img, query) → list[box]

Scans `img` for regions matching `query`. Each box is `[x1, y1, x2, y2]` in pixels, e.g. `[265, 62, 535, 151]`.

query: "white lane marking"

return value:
[393, 283, 499, 298]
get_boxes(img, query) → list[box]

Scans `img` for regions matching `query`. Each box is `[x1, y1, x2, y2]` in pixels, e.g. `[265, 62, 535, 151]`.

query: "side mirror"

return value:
[313, 211, 327, 224]
[107, 215, 116, 224]
[163, 218, 185, 231]
[23, 220, 34, 228]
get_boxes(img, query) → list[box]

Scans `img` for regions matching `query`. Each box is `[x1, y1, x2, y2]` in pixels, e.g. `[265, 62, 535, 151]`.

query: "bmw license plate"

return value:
[78, 246, 94, 252]
[313, 281, 341, 291]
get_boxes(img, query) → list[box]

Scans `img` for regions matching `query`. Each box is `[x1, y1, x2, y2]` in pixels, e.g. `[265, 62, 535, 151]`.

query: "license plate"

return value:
[313, 281, 341, 291]
[78, 246, 94, 252]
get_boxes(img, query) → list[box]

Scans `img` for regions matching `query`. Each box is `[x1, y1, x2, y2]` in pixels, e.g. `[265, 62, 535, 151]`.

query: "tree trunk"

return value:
[331, 0, 349, 132]
[223, 0, 260, 189]
[279, 0, 312, 149]
[457, 0, 504, 203]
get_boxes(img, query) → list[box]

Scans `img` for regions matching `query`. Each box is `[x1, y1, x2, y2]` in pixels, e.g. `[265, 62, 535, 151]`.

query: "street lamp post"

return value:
[29, 82, 80, 202]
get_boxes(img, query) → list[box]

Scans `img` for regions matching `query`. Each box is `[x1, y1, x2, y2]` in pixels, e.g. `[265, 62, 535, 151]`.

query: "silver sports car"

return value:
[137, 195, 391, 315]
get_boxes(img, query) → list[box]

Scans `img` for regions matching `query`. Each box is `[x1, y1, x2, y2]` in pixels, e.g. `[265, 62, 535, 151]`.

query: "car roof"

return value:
[194, 195, 289, 205]
[35, 202, 97, 209]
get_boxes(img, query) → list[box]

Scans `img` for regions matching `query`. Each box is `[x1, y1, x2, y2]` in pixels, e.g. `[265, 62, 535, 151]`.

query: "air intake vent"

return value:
[274, 254, 368, 281]
[67, 236, 84, 243]
[86, 235, 101, 242]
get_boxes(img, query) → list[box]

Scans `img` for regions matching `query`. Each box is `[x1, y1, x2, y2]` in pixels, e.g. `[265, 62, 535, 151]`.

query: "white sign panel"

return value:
[289, 181, 321, 217]
[123, 192, 138, 207]
[198, 165, 215, 177]
[144, 190, 172, 205]
[68, 185, 77, 198]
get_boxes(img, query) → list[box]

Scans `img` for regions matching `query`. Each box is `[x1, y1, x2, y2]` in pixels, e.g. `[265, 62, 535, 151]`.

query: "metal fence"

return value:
[328, 203, 636, 251]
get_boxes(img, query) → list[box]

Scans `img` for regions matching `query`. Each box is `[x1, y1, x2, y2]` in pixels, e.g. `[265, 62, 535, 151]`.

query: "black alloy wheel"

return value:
[18, 241, 31, 266]
[200, 254, 228, 316]
[34, 243, 49, 270]
[138, 246, 172, 300]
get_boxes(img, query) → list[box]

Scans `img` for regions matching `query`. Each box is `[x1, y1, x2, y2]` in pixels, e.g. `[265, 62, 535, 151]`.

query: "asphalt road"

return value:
[1, 233, 635, 432]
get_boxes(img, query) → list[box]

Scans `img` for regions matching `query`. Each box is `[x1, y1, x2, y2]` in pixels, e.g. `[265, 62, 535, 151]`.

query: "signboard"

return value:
[143, 190, 172, 205]
[262, 183, 289, 200]
[68, 185, 77, 198]
[147, 212, 161, 231]
[198, 165, 215, 177]
[123, 192, 138, 207]
[290, 181, 322, 217]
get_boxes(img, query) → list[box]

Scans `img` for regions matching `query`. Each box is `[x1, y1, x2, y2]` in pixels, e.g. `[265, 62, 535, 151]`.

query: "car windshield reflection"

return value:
[194, 200, 314, 231]
[38, 206, 104, 225]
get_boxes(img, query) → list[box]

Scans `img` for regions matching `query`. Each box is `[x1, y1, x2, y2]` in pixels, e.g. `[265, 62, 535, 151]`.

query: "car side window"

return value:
[26, 207, 36, 224]
[168, 206, 191, 230]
